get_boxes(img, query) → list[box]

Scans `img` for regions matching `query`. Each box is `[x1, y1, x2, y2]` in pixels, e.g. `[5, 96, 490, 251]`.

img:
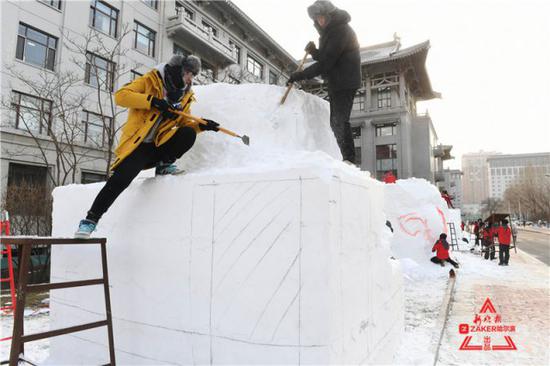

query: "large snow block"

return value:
[49, 167, 403, 365]
[384, 179, 452, 262]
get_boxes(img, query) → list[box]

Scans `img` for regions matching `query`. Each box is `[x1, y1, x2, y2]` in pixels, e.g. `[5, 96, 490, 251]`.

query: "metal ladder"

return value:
[447, 222, 459, 251]
[0, 237, 116, 366]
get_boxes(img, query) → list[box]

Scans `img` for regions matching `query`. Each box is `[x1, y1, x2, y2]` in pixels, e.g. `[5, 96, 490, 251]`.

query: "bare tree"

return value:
[481, 197, 505, 217]
[503, 166, 550, 221]
[1, 24, 135, 235]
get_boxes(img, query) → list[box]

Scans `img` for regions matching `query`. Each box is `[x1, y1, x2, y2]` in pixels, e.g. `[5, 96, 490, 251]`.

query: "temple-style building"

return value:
[303, 36, 453, 184]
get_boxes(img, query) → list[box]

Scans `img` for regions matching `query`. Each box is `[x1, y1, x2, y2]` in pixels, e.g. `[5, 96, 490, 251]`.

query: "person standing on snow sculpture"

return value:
[498, 220, 512, 266]
[75, 55, 221, 238]
[430, 233, 459, 268]
[286, 0, 361, 165]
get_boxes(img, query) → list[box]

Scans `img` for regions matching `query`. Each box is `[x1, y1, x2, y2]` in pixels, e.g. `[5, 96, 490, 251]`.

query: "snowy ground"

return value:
[2, 248, 548, 365]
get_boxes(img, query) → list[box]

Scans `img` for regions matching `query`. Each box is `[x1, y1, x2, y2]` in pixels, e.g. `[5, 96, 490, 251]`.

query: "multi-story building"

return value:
[487, 152, 550, 200]
[461, 151, 498, 205]
[0, 0, 297, 196]
[303, 37, 452, 183]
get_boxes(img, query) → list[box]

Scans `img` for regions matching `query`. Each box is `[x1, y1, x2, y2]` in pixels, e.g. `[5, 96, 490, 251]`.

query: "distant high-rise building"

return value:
[461, 151, 499, 204]
[487, 153, 550, 200]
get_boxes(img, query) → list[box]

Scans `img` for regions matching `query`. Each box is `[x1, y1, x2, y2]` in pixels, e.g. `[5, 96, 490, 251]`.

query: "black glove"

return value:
[199, 118, 220, 132]
[151, 97, 178, 120]
[304, 41, 317, 54]
[287, 71, 304, 85]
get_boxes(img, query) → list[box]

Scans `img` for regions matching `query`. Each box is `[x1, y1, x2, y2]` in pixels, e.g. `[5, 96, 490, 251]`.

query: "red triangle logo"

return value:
[479, 298, 497, 314]
[459, 336, 483, 350]
[492, 336, 517, 351]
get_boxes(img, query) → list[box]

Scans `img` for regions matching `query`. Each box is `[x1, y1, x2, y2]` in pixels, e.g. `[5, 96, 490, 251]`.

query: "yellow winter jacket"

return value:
[111, 69, 202, 170]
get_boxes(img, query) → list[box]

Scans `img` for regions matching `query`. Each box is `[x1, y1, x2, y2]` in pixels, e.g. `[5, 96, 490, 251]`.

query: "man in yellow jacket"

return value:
[75, 54, 219, 238]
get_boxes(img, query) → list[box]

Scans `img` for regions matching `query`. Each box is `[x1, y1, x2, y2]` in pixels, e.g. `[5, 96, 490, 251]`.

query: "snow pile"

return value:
[48, 84, 402, 365]
[177, 83, 342, 174]
[384, 179, 452, 262]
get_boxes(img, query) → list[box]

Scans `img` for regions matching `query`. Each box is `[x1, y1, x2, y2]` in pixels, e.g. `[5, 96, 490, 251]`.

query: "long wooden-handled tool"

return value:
[280, 51, 309, 105]
[173, 110, 250, 146]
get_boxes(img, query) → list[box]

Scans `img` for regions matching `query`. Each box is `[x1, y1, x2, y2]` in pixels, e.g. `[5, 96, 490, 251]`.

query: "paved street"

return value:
[517, 228, 550, 265]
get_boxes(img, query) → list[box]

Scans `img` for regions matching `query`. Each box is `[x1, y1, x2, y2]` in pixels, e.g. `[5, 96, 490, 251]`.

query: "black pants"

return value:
[483, 240, 496, 260]
[329, 89, 357, 163]
[430, 256, 459, 268]
[499, 245, 510, 265]
[86, 127, 196, 222]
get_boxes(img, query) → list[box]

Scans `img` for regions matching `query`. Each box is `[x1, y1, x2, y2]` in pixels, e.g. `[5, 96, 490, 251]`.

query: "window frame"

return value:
[142, 0, 158, 10]
[89, 0, 119, 38]
[246, 54, 263, 79]
[39, 0, 62, 10]
[82, 110, 111, 147]
[375, 123, 397, 137]
[85, 51, 116, 91]
[16, 23, 58, 71]
[11, 90, 53, 135]
[269, 70, 278, 85]
[81, 171, 107, 184]
[377, 86, 392, 109]
[375, 143, 398, 179]
[133, 21, 156, 57]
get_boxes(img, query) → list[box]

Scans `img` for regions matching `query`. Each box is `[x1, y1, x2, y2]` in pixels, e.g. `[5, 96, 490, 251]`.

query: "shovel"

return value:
[173, 110, 250, 146]
[280, 51, 309, 105]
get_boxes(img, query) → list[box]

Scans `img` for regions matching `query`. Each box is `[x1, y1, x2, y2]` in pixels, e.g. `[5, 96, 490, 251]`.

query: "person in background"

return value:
[441, 190, 454, 209]
[287, 0, 361, 165]
[482, 222, 496, 260]
[498, 220, 512, 266]
[511, 221, 518, 246]
[473, 218, 482, 247]
[430, 233, 460, 268]
[383, 170, 397, 183]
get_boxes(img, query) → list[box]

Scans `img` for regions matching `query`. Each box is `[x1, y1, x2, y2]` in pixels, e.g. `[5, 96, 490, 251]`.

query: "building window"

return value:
[197, 59, 215, 83]
[11, 91, 52, 135]
[89, 0, 118, 37]
[353, 90, 365, 111]
[351, 126, 361, 139]
[131, 70, 143, 81]
[376, 144, 397, 180]
[85, 52, 115, 91]
[375, 123, 397, 137]
[229, 40, 241, 64]
[247, 55, 263, 79]
[81, 171, 107, 184]
[16, 23, 58, 70]
[173, 43, 190, 56]
[8, 163, 48, 188]
[269, 71, 278, 85]
[142, 0, 158, 10]
[377, 87, 391, 108]
[82, 110, 111, 147]
[176, 2, 194, 20]
[40, 0, 62, 9]
[201, 21, 218, 37]
[134, 21, 156, 57]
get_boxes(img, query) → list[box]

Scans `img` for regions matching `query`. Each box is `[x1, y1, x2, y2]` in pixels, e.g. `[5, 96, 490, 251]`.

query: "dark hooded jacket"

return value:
[300, 9, 361, 91]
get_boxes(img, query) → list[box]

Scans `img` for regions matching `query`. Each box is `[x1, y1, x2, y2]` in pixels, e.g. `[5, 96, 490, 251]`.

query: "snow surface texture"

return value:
[48, 84, 403, 365]
[384, 179, 456, 262]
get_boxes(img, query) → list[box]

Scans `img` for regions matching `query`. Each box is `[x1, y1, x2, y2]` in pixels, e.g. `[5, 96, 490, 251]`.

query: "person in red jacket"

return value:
[441, 190, 454, 209]
[431, 233, 459, 268]
[498, 219, 512, 266]
[482, 223, 496, 260]
[383, 170, 396, 183]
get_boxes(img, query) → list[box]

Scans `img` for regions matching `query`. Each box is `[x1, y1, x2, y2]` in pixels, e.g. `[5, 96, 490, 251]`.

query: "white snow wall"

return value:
[384, 179, 453, 262]
[50, 170, 403, 365]
[49, 84, 403, 364]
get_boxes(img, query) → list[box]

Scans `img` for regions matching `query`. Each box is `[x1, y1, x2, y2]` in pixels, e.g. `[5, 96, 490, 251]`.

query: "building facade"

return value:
[487, 152, 550, 200]
[0, 0, 297, 196]
[303, 37, 453, 183]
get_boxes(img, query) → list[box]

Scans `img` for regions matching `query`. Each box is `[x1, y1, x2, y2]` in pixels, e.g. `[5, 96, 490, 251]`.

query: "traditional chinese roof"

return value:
[361, 40, 440, 101]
